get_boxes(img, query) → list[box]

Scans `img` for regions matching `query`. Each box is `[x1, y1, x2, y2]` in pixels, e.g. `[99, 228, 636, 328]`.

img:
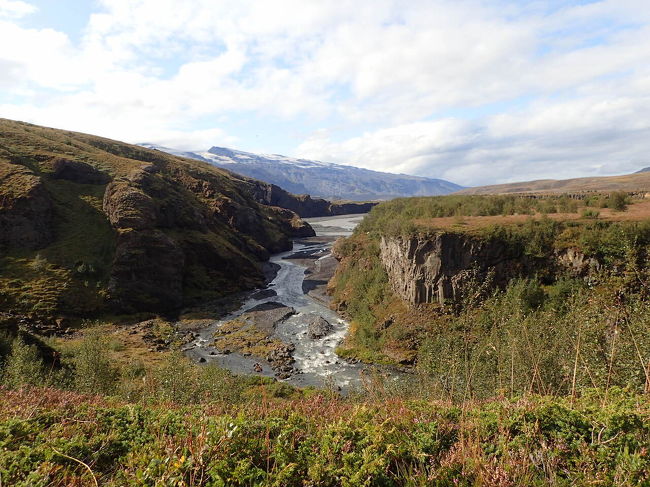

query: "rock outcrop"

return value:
[380, 233, 524, 305]
[557, 248, 601, 276]
[379, 233, 603, 306]
[0, 118, 317, 318]
[0, 162, 53, 250]
[307, 316, 333, 339]
[47, 158, 111, 184]
[101, 166, 310, 312]
[248, 181, 376, 218]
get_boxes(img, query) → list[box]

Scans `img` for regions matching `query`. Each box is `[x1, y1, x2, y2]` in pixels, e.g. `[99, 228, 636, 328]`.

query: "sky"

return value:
[1, 0, 650, 186]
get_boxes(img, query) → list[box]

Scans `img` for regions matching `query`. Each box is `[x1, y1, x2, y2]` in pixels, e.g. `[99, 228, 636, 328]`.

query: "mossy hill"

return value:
[0, 118, 315, 323]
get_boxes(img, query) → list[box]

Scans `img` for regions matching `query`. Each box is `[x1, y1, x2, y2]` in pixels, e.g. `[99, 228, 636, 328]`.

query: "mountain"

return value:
[0, 118, 318, 320]
[457, 170, 650, 195]
[140, 144, 462, 200]
[636, 167, 650, 173]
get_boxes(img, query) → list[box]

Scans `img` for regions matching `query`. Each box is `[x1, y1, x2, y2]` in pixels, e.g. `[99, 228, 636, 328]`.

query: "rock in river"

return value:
[307, 316, 333, 339]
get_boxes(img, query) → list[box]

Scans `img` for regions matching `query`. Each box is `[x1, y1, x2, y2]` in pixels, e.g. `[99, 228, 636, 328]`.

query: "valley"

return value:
[184, 214, 392, 390]
[2, 121, 650, 485]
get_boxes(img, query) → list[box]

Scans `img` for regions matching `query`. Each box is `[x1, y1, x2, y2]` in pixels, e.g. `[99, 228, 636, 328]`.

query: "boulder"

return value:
[308, 316, 333, 339]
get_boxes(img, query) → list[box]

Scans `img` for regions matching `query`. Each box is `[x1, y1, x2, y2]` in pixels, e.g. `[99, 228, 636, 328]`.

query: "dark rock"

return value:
[198, 357, 206, 363]
[48, 158, 111, 184]
[250, 289, 278, 300]
[249, 180, 376, 218]
[238, 302, 296, 333]
[307, 316, 333, 339]
[108, 229, 185, 312]
[0, 162, 53, 250]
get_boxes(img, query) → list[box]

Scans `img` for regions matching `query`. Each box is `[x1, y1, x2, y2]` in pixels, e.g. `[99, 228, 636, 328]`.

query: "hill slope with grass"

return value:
[0, 118, 315, 323]
[458, 170, 650, 194]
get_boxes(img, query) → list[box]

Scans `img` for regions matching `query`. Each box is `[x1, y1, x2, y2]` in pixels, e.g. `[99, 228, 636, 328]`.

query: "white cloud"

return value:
[1, 0, 650, 186]
[0, 0, 35, 18]
[295, 83, 650, 186]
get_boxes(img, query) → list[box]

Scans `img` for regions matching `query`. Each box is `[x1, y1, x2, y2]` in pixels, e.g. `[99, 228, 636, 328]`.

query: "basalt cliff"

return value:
[0, 118, 316, 323]
[378, 232, 601, 306]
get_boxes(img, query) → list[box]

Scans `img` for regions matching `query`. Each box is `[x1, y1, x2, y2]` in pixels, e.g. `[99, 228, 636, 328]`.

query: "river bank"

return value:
[182, 214, 402, 390]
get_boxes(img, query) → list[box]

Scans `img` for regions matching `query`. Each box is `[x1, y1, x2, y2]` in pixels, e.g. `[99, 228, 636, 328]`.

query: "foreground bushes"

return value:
[0, 388, 648, 486]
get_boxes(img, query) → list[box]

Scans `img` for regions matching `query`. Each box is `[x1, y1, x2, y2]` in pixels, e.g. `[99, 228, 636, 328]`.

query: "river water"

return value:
[186, 214, 392, 390]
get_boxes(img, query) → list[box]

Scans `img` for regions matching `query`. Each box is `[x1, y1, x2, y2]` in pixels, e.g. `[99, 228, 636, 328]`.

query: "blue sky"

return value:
[1, 0, 649, 186]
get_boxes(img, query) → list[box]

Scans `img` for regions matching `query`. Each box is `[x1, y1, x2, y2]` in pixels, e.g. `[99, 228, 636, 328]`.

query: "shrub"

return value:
[609, 191, 629, 211]
[71, 331, 119, 395]
[581, 208, 600, 219]
[1, 336, 46, 388]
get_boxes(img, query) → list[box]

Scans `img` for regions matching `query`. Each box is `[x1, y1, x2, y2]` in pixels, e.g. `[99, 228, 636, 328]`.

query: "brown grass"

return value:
[414, 199, 650, 231]
[458, 171, 650, 195]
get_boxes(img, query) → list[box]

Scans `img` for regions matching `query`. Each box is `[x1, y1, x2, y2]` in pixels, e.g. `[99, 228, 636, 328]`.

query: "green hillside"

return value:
[0, 118, 312, 321]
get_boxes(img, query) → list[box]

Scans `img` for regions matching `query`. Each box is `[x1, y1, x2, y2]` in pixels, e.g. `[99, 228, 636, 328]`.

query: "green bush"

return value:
[1, 336, 46, 389]
[71, 331, 119, 395]
[581, 208, 600, 219]
[0, 392, 648, 486]
[609, 191, 629, 211]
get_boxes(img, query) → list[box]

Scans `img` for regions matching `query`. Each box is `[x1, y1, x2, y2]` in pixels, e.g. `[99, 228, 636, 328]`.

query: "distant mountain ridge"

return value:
[140, 144, 462, 200]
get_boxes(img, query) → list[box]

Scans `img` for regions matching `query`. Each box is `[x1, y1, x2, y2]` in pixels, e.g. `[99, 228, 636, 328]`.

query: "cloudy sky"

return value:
[1, 0, 649, 186]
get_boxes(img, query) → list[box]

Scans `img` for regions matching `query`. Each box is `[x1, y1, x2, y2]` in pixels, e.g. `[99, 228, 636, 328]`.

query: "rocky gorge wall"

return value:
[379, 232, 601, 306]
[248, 181, 376, 218]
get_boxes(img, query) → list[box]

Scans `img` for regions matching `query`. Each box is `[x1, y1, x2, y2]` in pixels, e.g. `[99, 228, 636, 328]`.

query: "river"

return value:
[185, 213, 397, 391]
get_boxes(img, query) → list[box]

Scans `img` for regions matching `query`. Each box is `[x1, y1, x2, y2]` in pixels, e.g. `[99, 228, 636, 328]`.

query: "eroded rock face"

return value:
[48, 158, 111, 184]
[108, 229, 185, 312]
[379, 233, 603, 306]
[557, 248, 601, 276]
[379, 233, 524, 305]
[0, 162, 53, 249]
[249, 181, 376, 218]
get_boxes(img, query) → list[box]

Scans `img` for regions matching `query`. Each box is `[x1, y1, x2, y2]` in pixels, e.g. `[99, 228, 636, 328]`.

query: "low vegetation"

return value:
[0, 384, 648, 485]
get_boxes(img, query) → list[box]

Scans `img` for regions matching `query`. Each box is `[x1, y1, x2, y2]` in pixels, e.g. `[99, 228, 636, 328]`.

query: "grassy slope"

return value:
[330, 194, 650, 369]
[0, 119, 298, 318]
[458, 171, 650, 195]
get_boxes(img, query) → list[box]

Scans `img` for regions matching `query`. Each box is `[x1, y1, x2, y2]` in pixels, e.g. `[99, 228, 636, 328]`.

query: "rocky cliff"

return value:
[0, 118, 315, 320]
[379, 233, 523, 305]
[379, 232, 601, 306]
[248, 181, 376, 217]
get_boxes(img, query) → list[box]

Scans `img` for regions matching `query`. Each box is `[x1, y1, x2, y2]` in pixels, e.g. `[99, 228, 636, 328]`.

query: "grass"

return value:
[330, 194, 650, 369]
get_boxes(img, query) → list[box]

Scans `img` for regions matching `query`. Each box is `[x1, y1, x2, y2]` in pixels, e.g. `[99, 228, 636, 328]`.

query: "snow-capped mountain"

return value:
[140, 144, 463, 200]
